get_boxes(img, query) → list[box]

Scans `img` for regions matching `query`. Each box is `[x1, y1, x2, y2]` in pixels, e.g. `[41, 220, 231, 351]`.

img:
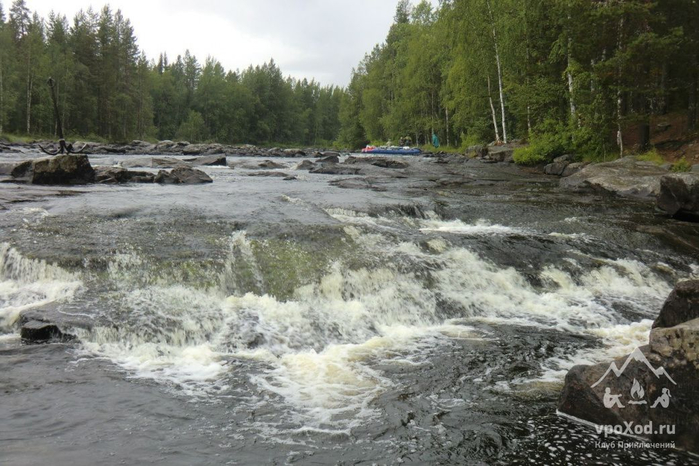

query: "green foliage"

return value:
[671, 157, 692, 173]
[637, 149, 665, 165]
[0, 2, 344, 145]
[338, 0, 696, 155]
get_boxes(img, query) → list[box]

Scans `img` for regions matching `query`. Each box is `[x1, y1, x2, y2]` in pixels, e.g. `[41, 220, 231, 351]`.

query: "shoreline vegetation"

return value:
[0, 0, 698, 168]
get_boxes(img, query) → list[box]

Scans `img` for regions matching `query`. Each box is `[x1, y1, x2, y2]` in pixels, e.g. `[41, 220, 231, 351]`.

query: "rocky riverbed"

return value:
[1, 146, 698, 464]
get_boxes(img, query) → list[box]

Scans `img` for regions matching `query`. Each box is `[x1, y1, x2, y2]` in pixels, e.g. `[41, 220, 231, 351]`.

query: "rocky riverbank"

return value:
[558, 280, 699, 454]
[0, 139, 349, 158]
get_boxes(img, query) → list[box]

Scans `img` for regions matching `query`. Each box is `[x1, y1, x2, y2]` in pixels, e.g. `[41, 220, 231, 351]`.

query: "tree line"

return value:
[0, 0, 343, 145]
[338, 0, 699, 162]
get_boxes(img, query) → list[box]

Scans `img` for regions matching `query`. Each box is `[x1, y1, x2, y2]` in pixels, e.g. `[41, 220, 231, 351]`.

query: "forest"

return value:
[339, 0, 699, 163]
[1, 0, 697, 162]
[0, 0, 343, 146]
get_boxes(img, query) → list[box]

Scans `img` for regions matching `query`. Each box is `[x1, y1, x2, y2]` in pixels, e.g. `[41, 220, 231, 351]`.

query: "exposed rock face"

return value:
[11, 154, 95, 185]
[653, 280, 699, 329]
[155, 166, 213, 184]
[559, 280, 699, 454]
[560, 157, 668, 200]
[95, 167, 155, 184]
[656, 173, 699, 221]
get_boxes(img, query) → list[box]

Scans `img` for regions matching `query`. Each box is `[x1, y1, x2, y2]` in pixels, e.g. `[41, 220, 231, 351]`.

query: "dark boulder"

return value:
[184, 155, 227, 166]
[20, 320, 74, 343]
[653, 280, 699, 329]
[155, 166, 213, 184]
[11, 154, 95, 185]
[656, 173, 699, 221]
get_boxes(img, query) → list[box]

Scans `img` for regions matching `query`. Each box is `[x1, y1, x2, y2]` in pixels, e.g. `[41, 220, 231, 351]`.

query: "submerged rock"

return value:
[559, 280, 699, 454]
[11, 154, 95, 185]
[657, 173, 699, 221]
[155, 166, 213, 184]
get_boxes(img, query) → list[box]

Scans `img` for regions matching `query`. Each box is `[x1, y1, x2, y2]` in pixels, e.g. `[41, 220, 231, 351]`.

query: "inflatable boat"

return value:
[361, 145, 421, 156]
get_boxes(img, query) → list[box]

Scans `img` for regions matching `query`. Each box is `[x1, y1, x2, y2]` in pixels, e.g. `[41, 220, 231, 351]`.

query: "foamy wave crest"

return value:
[0, 243, 83, 329]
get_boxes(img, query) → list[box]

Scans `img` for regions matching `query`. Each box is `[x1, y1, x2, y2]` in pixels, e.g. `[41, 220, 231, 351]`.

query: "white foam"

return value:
[419, 218, 528, 236]
[0, 243, 82, 329]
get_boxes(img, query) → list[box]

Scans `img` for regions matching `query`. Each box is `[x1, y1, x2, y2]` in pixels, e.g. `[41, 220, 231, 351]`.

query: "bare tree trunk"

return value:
[487, 75, 501, 143]
[567, 7, 577, 121]
[486, 0, 507, 143]
[26, 47, 32, 134]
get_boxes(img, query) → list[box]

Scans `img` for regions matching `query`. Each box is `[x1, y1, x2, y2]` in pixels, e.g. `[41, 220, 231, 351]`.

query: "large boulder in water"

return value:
[656, 173, 699, 221]
[560, 156, 667, 200]
[155, 166, 213, 184]
[11, 154, 95, 185]
[559, 281, 699, 453]
[653, 280, 699, 330]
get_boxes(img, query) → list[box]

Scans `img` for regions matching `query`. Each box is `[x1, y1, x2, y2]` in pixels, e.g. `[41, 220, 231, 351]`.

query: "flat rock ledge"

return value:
[560, 156, 669, 201]
[558, 280, 699, 454]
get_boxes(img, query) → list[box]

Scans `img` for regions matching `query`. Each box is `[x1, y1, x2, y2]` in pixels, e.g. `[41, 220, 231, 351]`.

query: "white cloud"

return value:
[22, 0, 434, 86]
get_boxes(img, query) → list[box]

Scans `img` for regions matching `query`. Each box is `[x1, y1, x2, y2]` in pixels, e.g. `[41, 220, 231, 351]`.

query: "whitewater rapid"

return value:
[1, 208, 687, 436]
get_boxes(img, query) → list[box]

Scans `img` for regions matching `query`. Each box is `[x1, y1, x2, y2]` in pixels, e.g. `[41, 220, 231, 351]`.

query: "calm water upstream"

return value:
[1, 152, 698, 465]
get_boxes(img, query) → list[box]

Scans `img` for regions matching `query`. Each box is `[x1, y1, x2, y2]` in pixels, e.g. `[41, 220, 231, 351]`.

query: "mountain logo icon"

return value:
[591, 347, 677, 389]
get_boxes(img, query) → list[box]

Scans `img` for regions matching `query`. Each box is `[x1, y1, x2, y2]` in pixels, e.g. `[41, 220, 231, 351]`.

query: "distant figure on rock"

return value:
[603, 387, 625, 409]
[432, 133, 440, 149]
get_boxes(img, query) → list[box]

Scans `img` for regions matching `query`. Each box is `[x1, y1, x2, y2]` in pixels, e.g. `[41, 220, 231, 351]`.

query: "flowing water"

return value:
[0, 153, 697, 465]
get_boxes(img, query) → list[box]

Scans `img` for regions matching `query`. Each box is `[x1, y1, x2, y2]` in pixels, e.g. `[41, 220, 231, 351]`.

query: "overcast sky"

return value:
[24, 0, 433, 86]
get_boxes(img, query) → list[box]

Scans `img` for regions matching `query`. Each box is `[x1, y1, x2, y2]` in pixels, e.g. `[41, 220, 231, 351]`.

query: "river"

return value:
[0, 152, 697, 465]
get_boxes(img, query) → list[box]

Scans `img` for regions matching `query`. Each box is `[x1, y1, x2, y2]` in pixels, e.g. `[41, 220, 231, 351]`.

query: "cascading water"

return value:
[1, 162, 696, 465]
[8, 208, 669, 437]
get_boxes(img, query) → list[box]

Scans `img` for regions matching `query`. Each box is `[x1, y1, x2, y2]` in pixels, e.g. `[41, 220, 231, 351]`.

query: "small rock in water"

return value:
[155, 166, 213, 184]
[20, 320, 74, 344]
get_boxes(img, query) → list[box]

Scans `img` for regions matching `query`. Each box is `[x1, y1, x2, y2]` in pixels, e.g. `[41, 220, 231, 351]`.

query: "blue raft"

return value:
[361, 147, 422, 156]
